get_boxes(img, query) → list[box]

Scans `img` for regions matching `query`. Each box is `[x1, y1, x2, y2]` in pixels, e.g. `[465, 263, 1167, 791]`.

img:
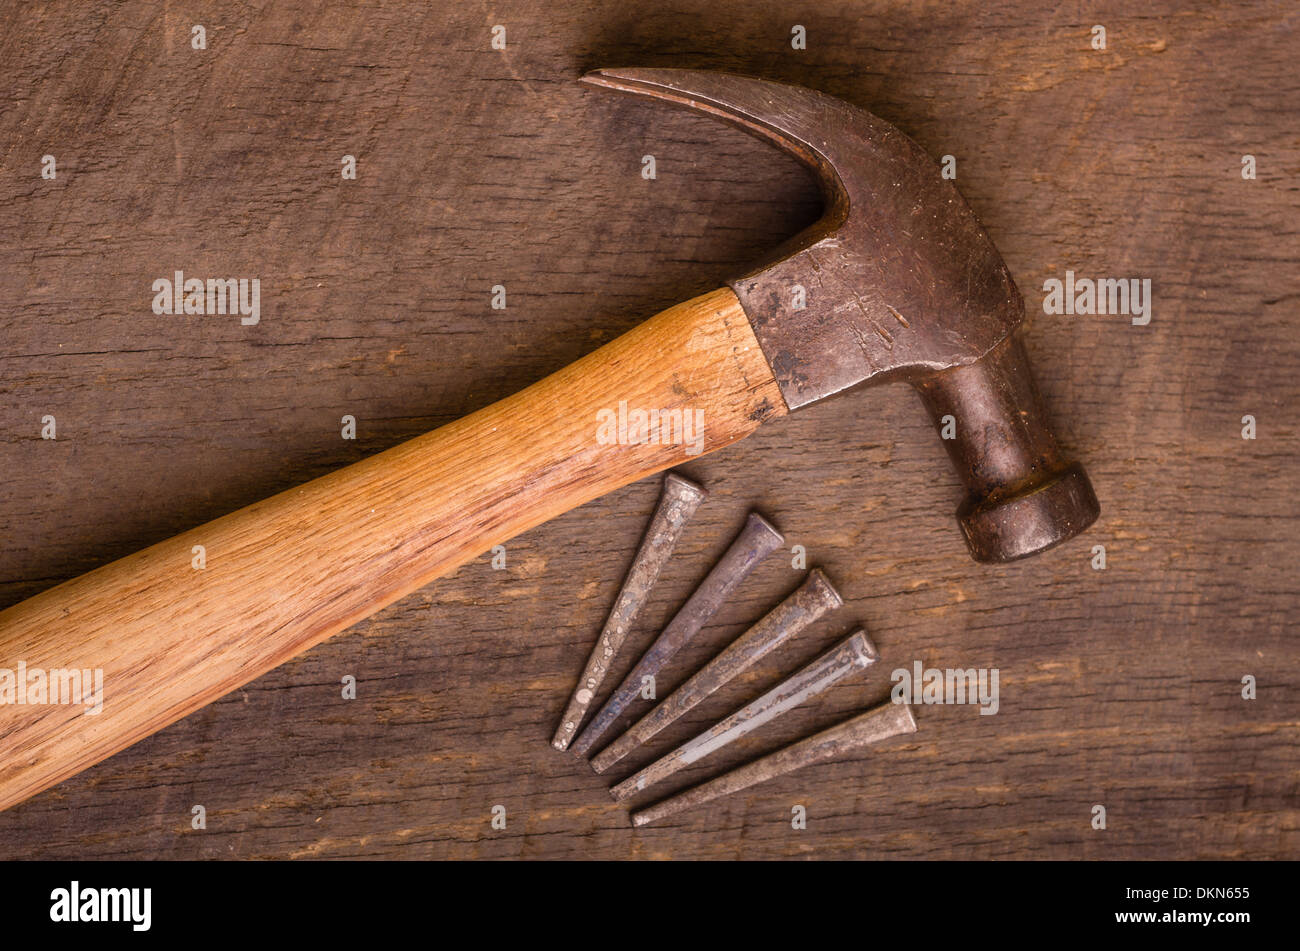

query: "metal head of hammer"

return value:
[581, 68, 1099, 562]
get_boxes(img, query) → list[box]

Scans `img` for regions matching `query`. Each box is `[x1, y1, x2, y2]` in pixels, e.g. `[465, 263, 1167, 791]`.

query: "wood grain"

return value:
[0, 287, 780, 813]
[0, 0, 1296, 859]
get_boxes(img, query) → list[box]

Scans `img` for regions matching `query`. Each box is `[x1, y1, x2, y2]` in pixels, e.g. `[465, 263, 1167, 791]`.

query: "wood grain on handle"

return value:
[0, 287, 785, 812]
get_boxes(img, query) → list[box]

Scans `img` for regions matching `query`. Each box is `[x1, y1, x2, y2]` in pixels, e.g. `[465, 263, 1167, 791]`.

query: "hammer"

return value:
[0, 69, 1097, 812]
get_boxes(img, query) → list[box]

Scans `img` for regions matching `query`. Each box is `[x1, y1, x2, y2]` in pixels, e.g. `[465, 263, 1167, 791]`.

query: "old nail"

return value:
[630, 700, 917, 827]
[592, 568, 843, 773]
[611, 627, 877, 801]
[552, 472, 707, 751]
[569, 511, 784, 757]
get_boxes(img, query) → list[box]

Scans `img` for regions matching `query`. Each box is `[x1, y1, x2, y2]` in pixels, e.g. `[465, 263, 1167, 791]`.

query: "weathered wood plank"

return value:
[0, 0, 1296, 858]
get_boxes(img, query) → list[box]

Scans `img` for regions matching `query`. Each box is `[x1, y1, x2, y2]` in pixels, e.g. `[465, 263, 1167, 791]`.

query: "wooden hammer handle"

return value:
[0, 287, 785, 812]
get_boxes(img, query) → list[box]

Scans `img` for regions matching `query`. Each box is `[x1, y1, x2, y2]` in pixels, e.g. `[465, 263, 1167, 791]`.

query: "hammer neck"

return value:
[912, 334, 1099, 562]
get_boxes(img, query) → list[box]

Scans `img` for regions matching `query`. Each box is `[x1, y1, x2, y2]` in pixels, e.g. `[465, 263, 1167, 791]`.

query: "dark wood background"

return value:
[1, 1, 1296, 859]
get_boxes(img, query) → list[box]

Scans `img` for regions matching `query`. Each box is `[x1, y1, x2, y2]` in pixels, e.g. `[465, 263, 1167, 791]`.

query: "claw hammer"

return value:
[0, 69, 1098, 811]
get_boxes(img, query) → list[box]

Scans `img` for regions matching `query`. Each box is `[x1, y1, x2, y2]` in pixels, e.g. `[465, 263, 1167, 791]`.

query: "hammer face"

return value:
[913, 334, 1101, 562]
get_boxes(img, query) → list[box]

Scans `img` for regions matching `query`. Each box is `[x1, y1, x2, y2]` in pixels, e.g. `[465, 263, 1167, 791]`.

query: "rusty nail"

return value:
[591, 568, 843, 773]
[610, 627, 877, 801]
[569, 511, 784, 757]
[552, 472, 707, 751]
[629, 700, 917, 827]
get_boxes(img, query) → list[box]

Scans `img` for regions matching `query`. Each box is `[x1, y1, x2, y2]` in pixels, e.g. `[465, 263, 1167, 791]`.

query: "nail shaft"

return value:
[592, 568, 843, 772]
[611, 627, 877, 801]
[630, 700, 917, 827]
[570, 511, 784, 757]
[552, 473, 706, 751]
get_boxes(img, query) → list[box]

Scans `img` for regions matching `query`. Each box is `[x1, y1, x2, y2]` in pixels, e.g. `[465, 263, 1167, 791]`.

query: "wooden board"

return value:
[1, 0, 1296, 859]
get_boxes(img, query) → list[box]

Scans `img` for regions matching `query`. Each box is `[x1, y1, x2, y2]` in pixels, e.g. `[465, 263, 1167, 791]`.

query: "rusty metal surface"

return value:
[631, 700, 918, 827]
[581, 68, 1098, 563]
[580, 68, 1023, 405]
[591, 567, 843, 772]
[569, 511, 784, 757]
[611, 628, 878, 802]
[912, 335, 1100, 561]
[552, 472, 707, 751]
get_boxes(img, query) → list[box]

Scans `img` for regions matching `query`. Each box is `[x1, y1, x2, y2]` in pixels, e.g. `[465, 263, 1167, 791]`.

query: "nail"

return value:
[552, 473, 707, 751]
[592, 568, 843, 773]
[569, 511, 784, 757]
[630, 700, 917, 827]
[611, 627, 877, 801]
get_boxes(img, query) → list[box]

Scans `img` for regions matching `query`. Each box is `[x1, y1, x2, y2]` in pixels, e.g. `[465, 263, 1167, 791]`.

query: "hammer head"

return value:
[581, 68, 1098, 562]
